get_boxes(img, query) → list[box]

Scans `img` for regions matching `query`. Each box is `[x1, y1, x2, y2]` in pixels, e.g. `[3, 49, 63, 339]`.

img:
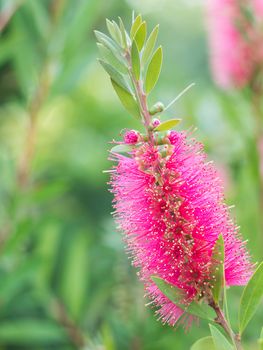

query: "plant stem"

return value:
[125, 48, 164, 183]
[210, 302, 243, 350]
[17, 64, 50, 188]
[125, 52, 153, 141]
[52, 298, 87, 349]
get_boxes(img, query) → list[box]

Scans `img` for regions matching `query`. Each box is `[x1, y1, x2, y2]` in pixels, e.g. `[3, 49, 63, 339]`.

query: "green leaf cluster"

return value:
[95, 14, 163, 119]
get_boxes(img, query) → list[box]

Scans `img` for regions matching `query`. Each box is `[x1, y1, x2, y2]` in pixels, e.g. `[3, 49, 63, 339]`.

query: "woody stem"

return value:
[125, 51, 153, 143]
[210, 302, 243, 350]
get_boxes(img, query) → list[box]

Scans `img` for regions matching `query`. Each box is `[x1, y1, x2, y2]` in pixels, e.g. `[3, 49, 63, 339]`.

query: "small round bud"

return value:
[123, 130, 139, 144]
[152, 118, 161, 128]
[149, 102, 165, 115]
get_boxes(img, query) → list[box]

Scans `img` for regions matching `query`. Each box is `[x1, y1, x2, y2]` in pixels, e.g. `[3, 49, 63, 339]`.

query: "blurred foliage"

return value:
[0, 0, 262, 349]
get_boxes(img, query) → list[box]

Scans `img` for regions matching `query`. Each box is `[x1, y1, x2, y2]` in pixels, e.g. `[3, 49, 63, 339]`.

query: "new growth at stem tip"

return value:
[95, 12, 194, 147]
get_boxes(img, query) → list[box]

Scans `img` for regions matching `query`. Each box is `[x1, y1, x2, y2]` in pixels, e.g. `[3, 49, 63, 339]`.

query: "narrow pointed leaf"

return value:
[151, 276, 216, 320]
[239, 262, 263, 334]
[142, 25, 159, 64]
[151, 276, 184, 304]
[134, 21, 147, 51]
[186, 302, 216, 321]
[111, 79, 140, 119]
[98, 60, 129, 92]
[112, 20, 123, 46]
[106, 19, 118, 41]
[191, 337, 216, 350]
[94, 30, 120, 56]
[0, 320, 67, 344]
[118, 17, 127, 48]
[154, 119, 181, 131]
[60, 232, 89, 320]
[97, 43, 127, 74]
[131, 41, 140, 80]
[111, 144, 134, 153]
[130, 14, 142, 38]
[210, 234, 225, 305]
[209, 324, 234, 350]
[145, 46, 163, 94]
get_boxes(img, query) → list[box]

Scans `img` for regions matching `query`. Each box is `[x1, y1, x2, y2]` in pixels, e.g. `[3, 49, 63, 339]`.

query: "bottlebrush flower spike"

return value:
[96, 14, 253, 328]
[110, 133, 252, 326]
[254, 0, 263, 16]
[207, 0, 263, 89]
[207, 0, 254, 89]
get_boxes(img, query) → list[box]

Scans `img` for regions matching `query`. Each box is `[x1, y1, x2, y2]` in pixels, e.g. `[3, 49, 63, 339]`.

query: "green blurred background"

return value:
[0, 0, 262, 349]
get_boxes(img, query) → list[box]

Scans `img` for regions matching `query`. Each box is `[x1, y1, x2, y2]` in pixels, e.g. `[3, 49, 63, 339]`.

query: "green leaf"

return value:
[94, 30, 120, 55]
[209, 324, 234, 350]
[191, 337, 216, 350]
[131, 41, 140, 80]
[154, 119, 181, 131]
[55, 0, 100, 58]
[118, 17, 128, 48]
[130, 14, 142, 38]
[151, 276, 216, 320]
[134, 21, 147, 51]
[35, 222, 61, 290]
[0, 258, 42, 305]
[186, 302, 216, 321]
[60, 231, 89, 320]
[111, 144, 134, 153]
[111, 79, 140, 119]
[98, 59, 129, 92]
[26, 0, 50, 40]
[151, 276, 184, 304]
[239, 262, 263, 334]
[0, 320, 67, 345]
[210, 234, 225, 305]
[97, 43, 127, 74]
[145, 46, 163, 94]
[258, 327, 263, 350]
[142, 25, 159, 65]
[101, 323, 116, 350]
[112, 21, 123, 46]
[106, 19, 121, 44]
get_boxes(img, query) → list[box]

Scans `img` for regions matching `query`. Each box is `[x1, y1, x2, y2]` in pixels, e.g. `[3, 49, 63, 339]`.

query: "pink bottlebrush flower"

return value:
[167, 130, 180, 145]
[254, 0, 263, 16]
[110, 131, 252, 327]
[123, 130, 139, 144]
[253, 0, 263, 63]
[207, 0, 254, 88]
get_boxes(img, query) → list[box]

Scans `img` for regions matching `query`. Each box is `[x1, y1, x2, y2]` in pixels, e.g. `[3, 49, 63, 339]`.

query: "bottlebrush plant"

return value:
[207, 0, 263, 90]
[95, 14, 263, 350]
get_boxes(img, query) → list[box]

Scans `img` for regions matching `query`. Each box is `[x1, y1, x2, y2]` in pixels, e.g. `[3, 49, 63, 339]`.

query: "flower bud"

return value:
[149, 102, 165, 115]
[123, 130, 139, 144]
[152, 118, 161, 128]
